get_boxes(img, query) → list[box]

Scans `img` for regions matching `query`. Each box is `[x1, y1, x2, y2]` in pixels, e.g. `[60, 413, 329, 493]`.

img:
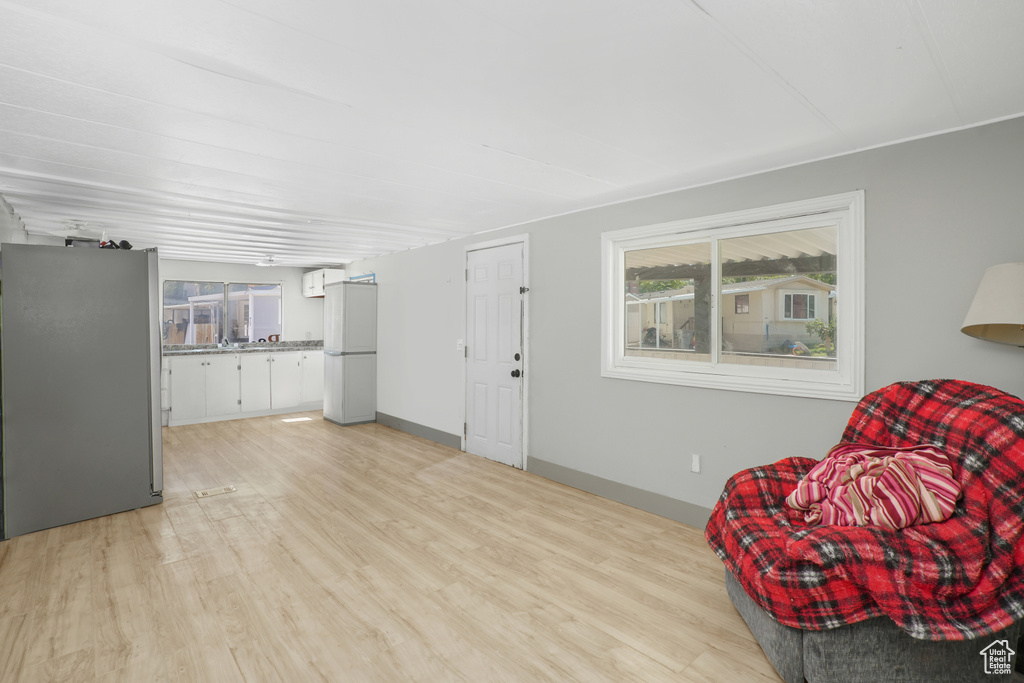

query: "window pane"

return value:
[227, 283, 282, 343]
[624, 241, 712, 360]
[719, 226, 836, 371]
[161, 281, 224, 345]
[791, 294, 809, 319]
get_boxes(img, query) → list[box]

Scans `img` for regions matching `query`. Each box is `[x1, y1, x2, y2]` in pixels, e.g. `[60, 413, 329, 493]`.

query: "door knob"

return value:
[511, 369, 521, 378]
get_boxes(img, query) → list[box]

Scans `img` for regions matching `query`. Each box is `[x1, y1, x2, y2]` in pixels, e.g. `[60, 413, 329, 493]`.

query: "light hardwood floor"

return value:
[0, 413, 781, 682]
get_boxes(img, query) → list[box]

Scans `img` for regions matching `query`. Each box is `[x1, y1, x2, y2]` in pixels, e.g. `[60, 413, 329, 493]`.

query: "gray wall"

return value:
[346, 118, 1024, 523]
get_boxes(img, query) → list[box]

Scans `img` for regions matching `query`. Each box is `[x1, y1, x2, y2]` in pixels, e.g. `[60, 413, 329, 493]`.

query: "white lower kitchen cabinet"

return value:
[167, 355, 207, 423]
[205, 355, 242, 417]
[270, 352, 302, 409]
[239, 354, 272, 412]
[167, 350, 323, 426]
[301, 350, 324, 404]
[167, 354, 240, 425]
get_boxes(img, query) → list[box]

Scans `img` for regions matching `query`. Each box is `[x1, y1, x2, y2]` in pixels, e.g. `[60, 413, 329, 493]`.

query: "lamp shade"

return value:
[961, 262, 1024, 346]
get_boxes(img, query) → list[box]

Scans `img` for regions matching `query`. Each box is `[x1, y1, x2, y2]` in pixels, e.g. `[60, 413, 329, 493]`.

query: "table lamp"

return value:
[961, 262, 1024, 346]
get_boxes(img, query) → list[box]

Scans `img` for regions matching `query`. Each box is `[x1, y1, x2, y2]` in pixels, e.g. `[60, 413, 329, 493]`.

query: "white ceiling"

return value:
[0, 0, 1022, 267]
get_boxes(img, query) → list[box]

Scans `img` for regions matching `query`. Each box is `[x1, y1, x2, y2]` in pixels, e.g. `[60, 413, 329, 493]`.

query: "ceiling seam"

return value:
[218, 0, 679, 182]
[682, 0, 850, 143]
[0, 70, 600, 202]
[0, 122, 555, 207]
[903, 0, 965, 125]
[0, 167, 471, 235]
[1, 2, 644, 191]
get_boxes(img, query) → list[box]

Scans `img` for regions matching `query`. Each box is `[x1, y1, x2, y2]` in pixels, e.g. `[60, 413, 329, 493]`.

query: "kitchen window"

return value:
[227, 284, 282, 343]
[161, 281, 225, 344]
[601, 191, 864, 401]
[161, 280, 283, 346]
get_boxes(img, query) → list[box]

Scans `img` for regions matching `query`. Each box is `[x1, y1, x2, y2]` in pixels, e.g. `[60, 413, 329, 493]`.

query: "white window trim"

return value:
[600, 191, 865, 401]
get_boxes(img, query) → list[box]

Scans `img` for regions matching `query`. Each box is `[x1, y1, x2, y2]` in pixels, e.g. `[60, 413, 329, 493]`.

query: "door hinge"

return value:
[465, 268, 468, 281]
[464, 346, 468, 358]
[464, 422, 467, 437]
[237, 399, 242, 405]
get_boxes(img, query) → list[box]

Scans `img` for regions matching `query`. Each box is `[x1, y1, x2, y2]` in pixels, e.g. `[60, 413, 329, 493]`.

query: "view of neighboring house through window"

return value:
[161, 280, 282, 346]
[227, 283, 283, 343]
[602, 191, 863, 400]
[624, 240, 711, 357]
[718, 226, 836, 369]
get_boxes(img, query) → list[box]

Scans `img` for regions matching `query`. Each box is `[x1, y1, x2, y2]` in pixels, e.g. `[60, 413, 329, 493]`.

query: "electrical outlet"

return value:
[691, 454, 701, 473]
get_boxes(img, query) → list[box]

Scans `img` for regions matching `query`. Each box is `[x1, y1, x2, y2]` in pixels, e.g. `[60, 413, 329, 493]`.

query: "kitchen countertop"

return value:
[162, 340, 324, 356]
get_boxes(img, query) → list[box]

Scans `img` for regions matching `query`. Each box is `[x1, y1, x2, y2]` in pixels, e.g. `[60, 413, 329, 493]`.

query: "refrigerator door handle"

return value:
[324, 349, 343, 356]
[147, 249, 164, 495]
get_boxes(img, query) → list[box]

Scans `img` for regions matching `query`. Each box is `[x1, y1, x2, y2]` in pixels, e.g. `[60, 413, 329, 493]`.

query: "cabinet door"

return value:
[342, 353, 376, 423]
[301, 350, 325, 403]
[205, 354, 241, 417]
[271, 351, 303, 409]
[302, 269, 326, 297]
[168, 355, 207, 422]
[343, 284, 377, 352]
[323, 269, 347, 287]
[240, 354, 272, 412]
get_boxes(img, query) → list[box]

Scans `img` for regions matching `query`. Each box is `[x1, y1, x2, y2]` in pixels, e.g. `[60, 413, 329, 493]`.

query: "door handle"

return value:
[510, 369, 521, 378]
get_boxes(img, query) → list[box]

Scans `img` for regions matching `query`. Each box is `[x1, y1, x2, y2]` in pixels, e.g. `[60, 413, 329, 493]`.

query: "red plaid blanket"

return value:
[705, 379, 1024, 640]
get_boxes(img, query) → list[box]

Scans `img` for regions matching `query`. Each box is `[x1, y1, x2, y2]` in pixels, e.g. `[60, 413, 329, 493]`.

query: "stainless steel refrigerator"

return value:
[0, 243, 163, 539]
[323, 281, 377, 425]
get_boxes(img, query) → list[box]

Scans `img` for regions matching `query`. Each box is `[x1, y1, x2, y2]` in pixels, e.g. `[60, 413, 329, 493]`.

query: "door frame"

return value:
[463, 233, 530, 469]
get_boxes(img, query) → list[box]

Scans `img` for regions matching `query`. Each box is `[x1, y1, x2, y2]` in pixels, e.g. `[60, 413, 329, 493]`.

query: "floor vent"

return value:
[194, 485, 237, 498]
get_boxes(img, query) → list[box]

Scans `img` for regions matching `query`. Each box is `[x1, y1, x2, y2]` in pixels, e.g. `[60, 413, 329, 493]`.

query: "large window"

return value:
[162, 281, 283, 346]
[602, 192, 864, 400]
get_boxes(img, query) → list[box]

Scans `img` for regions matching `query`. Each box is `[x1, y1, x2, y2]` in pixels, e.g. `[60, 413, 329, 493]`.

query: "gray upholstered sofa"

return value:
[726, 570, 1021, 683]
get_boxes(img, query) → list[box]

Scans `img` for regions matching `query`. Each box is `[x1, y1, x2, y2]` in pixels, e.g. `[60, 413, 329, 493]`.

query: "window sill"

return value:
[602, 363, 862, 401]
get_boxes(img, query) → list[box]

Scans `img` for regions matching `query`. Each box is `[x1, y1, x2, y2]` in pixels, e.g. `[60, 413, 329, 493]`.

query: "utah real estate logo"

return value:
[980, 639, 1015, 675]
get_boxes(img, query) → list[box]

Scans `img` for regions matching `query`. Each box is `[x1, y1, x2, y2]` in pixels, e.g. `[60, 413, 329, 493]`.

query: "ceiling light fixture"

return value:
[255, 256, 277, 267]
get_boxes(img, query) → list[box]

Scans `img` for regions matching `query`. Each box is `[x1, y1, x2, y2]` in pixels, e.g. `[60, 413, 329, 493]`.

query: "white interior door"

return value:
[465, 242, 524, 468]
